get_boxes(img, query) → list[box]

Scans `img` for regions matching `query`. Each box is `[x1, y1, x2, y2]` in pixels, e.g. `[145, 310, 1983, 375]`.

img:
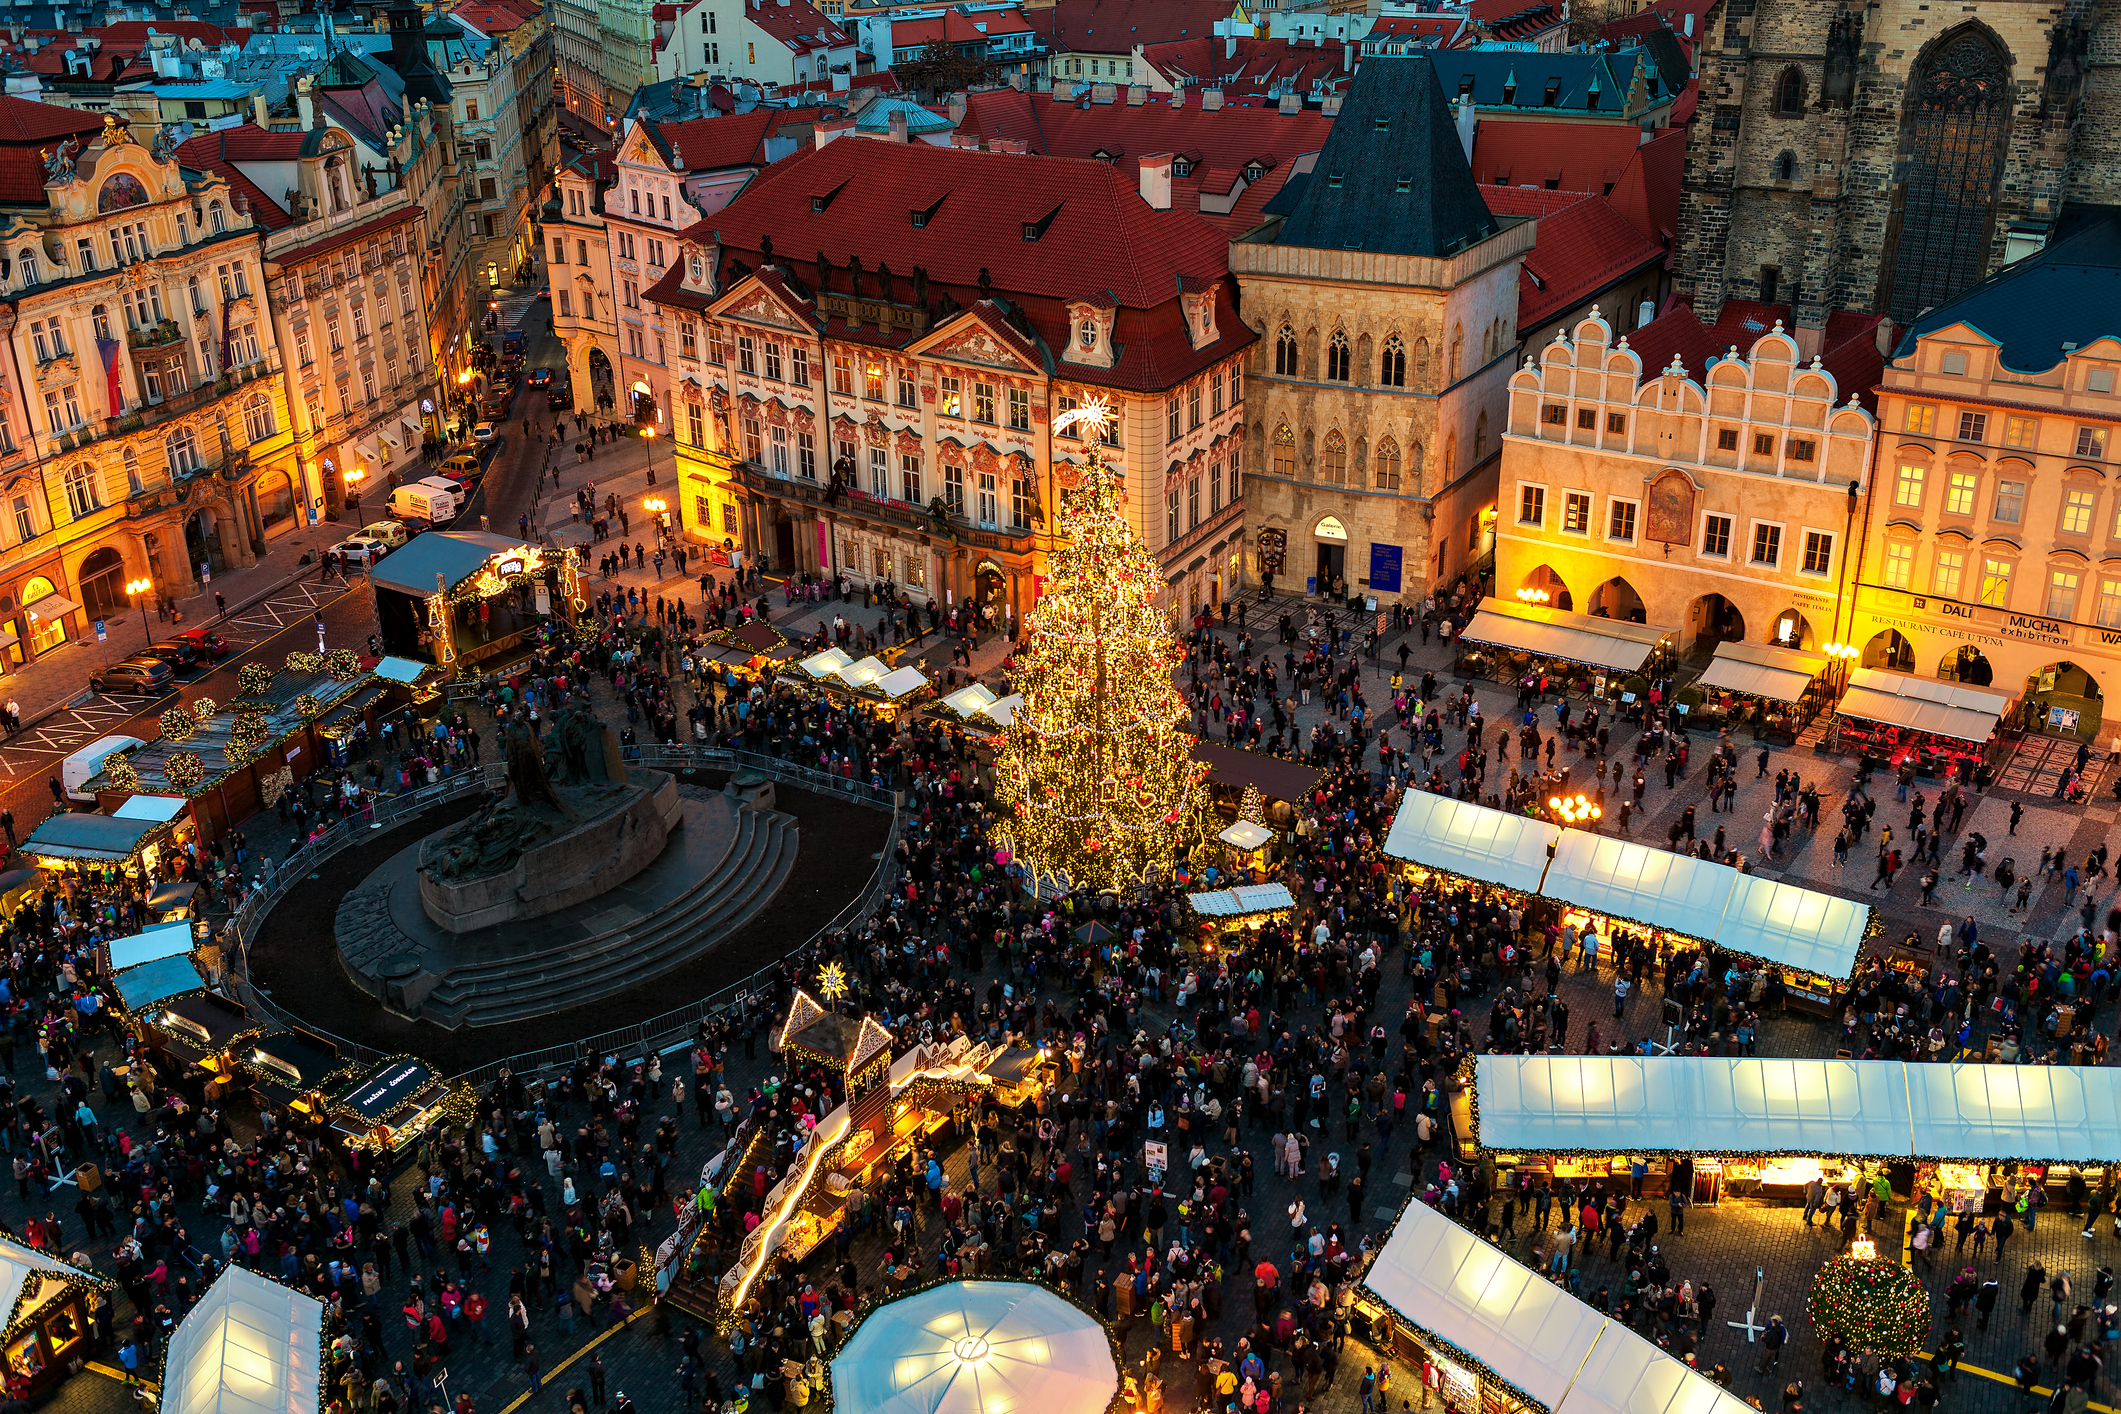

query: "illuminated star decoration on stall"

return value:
[994, 396, 1211, 896]
[817, 961, 849, 1003]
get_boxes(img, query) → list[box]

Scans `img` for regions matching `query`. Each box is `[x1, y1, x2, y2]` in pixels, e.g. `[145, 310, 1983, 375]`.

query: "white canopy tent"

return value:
[873, 666, 930, 699]
[1694, 642, 1827, 705]
[943, 683, 1000, 718]
[0, 1236, 108, 1334]
[1715, 873, 1871, 980]
[1457, 598, 1672, 674]
[112, 794, 188, 823]
[1189, 883, 1296, 918]
[1473, 1056, 2121, 1162]
[800, 647, 853, 680]
[1218, 820, 1276, 850]
[838, 655, 890, 689]
[160, 1266, 324, 1414]
[1542, 834, 1735, 944]
[108, 920, 196, 971]
[831, 1280, 1116, 1414]
[985, 694, 1023, 728]
[1382, 790, 1560, 894]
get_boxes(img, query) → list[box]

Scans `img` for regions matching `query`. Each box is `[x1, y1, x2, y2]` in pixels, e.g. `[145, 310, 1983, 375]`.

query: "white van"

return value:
[63, 734, 145, 802]
[388, 480, 459, 526]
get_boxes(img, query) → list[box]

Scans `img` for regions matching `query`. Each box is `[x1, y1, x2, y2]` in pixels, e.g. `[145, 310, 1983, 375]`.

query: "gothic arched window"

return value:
[1886, 27, 2011, 324]
[1326, 331, 1351, 382]
[1775, 66, 1806, 116]
[1274, 325, 1298, 376]
[1380, 336, 1406, 387]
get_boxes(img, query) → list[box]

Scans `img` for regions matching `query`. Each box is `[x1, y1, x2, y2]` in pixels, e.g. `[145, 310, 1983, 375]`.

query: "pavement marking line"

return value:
[496, 1302, 655, 1414]
[87, 1361, 157, 1391]
[1916, 1352, 2118, 1414]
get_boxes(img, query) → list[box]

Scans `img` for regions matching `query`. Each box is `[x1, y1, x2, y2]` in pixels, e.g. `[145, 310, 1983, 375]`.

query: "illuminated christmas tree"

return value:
[995, 400, 1210, 895]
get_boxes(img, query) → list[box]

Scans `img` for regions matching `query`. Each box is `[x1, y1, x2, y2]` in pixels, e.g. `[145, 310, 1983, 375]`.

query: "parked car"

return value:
[90, 656, 175, 695]
[471, 421, 496, 444]
[360, 521, 410, 549]
[331, 534, 389, 566]
[546, 389, 571, 411]
[169, 627, 231, 659]
[526, 367, 554, 388]
[133, 643, 200, 672]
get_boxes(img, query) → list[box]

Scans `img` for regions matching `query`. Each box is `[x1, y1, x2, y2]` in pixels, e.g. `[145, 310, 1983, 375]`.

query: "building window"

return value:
[830, 353, 850, 392]
[1993, 480, 2025, 522]
[1012, 477, 1032, 529]
[1717, 428, 1739, 451]
[743, 418, 762, 462]
[939, 376, 960, 417]
[1701, 513, 1732, 558]
[165, 426, 202, 475]
[1750, 522, 1781, 566]
[1580, 409, 1599, 432]
[1894, 464, 1926, 507]
[1933, 548, 1965, 599]
[1785, 438, 1815, 462]
[1326, 331, 1350, 381]
[1905, 404, 1936, 436]
[2048, 569, 2081, 620]
[1607, 499, 1636, 543]
[2004, 416, 2038, 449]
[1944, 470, 1977, 517]
[61, 463, 98, 519]
[944, 462, 965, 514]
[1801, 530, 1833, 575]
[868, 448, 888, 497]
[1607, 413, 1627, 436]
[763, 342, 782, 381]
[1187, 476, 1199, 530]
[973, 382, 996, 424]
[1541, 405, 1566, 426]
[1978, 557, 2012, 607]
[1883, 540, 1915, 589]
[797, 430, 816, 479]
[769, 425, 789, 475]
[1320, 432, 1346, 486]
[1752, 432, 1776, 456]
[1958, 411, 1988, 442]
[1380, 336, 1406, 387]
[898, 368, 918, 408]
[687, 404, 704, 446]
[737, 336, 754, 374]
[1561, 491, 1591, 534]
[680, 322, 696, 359]
[900, 454, 923, 504]
[977, 472, 998, 528]
[2063, 486, 2097, 535]
[2078, 426, 2110, 459]
[790, 346, 809, 387]
[1188, 383, 1202, 430]
[1009, 387, 1030, 430]
[243, 393, 275, 444]
[1518, 484, 1544, 526]
[1375, 439, 1401, 491]
[2099, 578, 2121, 629]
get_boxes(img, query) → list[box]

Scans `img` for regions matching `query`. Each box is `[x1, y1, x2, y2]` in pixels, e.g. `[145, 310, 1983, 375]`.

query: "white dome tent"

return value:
[161, 1266, 324, 1414]
[831, 1281, 1118, 1414]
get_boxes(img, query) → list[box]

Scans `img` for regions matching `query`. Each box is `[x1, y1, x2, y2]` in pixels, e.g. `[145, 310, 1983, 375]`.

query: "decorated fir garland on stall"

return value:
[165, 751, 205, 791]
[1806, 1253, 1930, 1356]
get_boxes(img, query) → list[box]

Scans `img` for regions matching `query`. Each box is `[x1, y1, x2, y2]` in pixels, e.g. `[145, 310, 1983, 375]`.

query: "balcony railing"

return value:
[126, 318, 184, 352]
[732, 460, 1037, 554]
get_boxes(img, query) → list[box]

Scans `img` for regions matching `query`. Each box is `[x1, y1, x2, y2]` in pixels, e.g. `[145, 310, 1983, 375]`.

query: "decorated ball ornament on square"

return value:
[994, 397, 1211, 896]
[1805, 1252, 1931, 1357]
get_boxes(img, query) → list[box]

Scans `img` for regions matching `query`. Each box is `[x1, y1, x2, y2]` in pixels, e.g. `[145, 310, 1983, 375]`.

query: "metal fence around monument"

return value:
[220, 748, 903, 1089]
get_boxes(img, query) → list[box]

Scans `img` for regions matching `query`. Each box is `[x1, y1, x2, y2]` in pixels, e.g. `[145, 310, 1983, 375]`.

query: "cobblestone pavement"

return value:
[16, 580, 2121, 1414]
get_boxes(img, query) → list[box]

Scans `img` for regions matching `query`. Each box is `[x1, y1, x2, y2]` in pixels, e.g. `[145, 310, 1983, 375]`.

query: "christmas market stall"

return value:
[1382, 789, 1559, 895]
[234, 1029, 362, 1138]
[1356, 1195, 1764, 1414]
[830, 1280, 1118, 1414]
[1187, 883, 1295, 948]
[370, 531, 577, 670]
[106, 920, 196, 973]
[326, 1055, 461, 1161]
[128, 988, 263, 1102]
[16, 812, 183, 891]
[1685, 641, 1832, 746]
[1829, 667, 2014, 783]
[1453, 597, 1677, 704]
[1471, 1055, 2121, 1210]
[0, 1235, 113, 1397]
[160, 1264, 323, 1414]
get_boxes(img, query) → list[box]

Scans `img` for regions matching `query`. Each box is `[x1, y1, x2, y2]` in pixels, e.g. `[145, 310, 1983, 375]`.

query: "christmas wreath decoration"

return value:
[283, 651, 324, 676]
[237, 663, 274, 697]
[159, 706, 196, 742]
[294, 693, 322, 719]
[189, 697, 217, 723]
[1806, 1254, 1930, 1356]
[165, 751, 205, 791]
[104, 755, 138, 791]
[325, 647, 361, 681]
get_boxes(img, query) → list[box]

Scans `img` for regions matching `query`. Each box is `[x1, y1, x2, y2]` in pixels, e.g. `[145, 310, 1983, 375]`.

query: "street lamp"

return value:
[1820, 640, 1861, 693]
[643, 494, 669, 536]
[344, 465, 367, 516]
[1516, 587, 1551, 605]
[126, 576, 154, 643]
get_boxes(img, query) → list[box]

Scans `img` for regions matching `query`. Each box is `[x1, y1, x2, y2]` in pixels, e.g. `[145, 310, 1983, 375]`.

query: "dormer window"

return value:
[811, 195, 827, 212]
[1078, 320, 1097, 350]
[1244, 163, 1263, 181]
[1021, 222, 1041, 241]
[1173, 159, 1192, 176]
[689, 253, 704, 280]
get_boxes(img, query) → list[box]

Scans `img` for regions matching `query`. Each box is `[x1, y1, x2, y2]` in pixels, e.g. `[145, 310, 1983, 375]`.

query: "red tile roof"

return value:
[1488, 190, 1663, 328]
[1464, 0, 1565, 38]
[743, 0, 850, 55]
[95, 20, 252, 48]
[451, 0, 542, 30]
[0, 93, 107, 144]
[661, 109, 796, 170]
[1625, 294, 1889, 411]
[650, 138, 1250, 391]
[265, 203, 420, 269]
[1138, 35, 1355, 97]
[1365, 14, 1472, 46]
[174, 128, 295, 229]
[1471, 121, 1643, 196]
[958, 86, 1329, 179]
[1603, 125, 1683, 246]
[1043, 0, 1236, 53]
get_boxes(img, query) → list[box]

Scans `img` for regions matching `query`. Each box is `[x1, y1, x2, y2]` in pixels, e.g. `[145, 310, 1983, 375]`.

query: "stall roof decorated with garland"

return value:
[91, 663, 372, 797]
[113, 953, 209, 1012]
[162, 1264, 324, 1414]
[17, 812, 170, 863]
[779, 989, 894, 1075]
[1364, 1200, 1758, 1414]
[830, 1280, 1117, 1414]
[1188, 883, 1295, 918]
[1474, 1055, 2121, 1162]
[368, 531, 537, 598]
[108, 920, 194, 971]
[0, 1235, 112, 1339]
[1383, 790, 1560, 894]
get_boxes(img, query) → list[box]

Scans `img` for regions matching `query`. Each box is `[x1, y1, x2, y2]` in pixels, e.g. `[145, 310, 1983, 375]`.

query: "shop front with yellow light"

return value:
[371, 530, 578, 669]
[0, 1239, 114, 1397]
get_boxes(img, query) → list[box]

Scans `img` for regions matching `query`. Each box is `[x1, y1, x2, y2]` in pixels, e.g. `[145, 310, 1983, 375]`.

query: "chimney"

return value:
[1340, 39, 1350, 68]
[252, 91, 269, 126]
[1638, 299, 1655, 328]
[1050, 79, 1073, 101]
[887, 106, 907, 140]
[1224, 31, 1235, 57]
[1277, 90, 1299, 113]
[1091, 81, 1115, 103]
[1201, 86, 1223, 109]
[1169, 83, 1184, 108]
[951, 131, 979, 147]
[947, 90, 966, 123]
[1125, 82, 1145, 104]
[1139, 151, 1172, 209]
[1455, 92, 1475, 162]
[1683, 10, 1693, 34]
[1320, 91, 1342, 115]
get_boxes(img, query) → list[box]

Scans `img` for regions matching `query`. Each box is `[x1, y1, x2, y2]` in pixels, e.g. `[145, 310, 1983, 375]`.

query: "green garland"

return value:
[1806, 1254, 1929, 1356]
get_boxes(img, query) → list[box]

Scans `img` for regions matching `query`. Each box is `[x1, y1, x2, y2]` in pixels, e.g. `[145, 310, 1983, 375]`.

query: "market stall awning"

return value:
[1218, 819, 1275, 850]
[838, 654, 889, 689]
[1901, 1063, 2121, 1163]
[1559, 1314, 1760, 1414]
[1188, 882, 1295, 917]
[985, 693, 1022, 727]
[109, 920, 195, 971]
[1695, 641, 1827, 705]
[1457, 597, 1672, 674]
[334, 1057, 439, 1122]
[1383, 790, 1560, 894]
[162, 1265, 323, 1414]
[1190, 742, 1321, 804]
[18, 811, 165, 862]
[831, 1281, 1116, 1414]
[113, 794, 188, 822]
[1472, 1056, 1914, 1158]
[368, 531, 534, 597]
[146, 881, 197, 912]
[1363, 1199, 1607, 1412]
[372, 656, 428, 684]
[1834, 667, 2012, 744]
[874, 666, 929, 699]
[1542, 832, 1735, 941]
[1716, 872, 1869, 981]
[0, 1235, 111, 1337]
[800, 647, 852, 679]
[943, 683, 1000, 718]
[114, 953, 207, 1012]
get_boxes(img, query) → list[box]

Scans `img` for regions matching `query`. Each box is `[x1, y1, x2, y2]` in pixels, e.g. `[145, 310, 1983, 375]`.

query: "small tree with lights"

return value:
[1806, 1251, 1931, 1357]
[995, 399, 1211, 896]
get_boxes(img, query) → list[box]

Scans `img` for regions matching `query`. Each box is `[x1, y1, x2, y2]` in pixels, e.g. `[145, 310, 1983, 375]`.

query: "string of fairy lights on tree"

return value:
[994, 398, 1210, 896]
[1806, 1252, 1930, 1356]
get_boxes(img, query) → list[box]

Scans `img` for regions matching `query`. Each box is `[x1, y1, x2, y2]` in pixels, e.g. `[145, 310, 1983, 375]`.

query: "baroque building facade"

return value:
[0, 112, 294, 671]
[1674, 0, 2121, 338]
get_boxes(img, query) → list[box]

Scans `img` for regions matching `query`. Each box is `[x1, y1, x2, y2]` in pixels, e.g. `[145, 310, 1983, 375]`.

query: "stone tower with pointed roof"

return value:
[1231, 56, 1533, 604]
